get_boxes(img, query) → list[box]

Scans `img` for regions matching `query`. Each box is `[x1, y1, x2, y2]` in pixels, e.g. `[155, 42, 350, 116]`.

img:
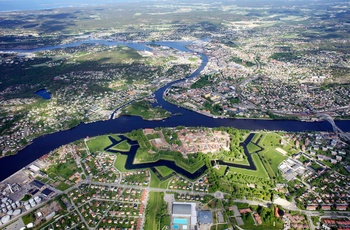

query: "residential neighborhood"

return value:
[0, 127, 348, 230]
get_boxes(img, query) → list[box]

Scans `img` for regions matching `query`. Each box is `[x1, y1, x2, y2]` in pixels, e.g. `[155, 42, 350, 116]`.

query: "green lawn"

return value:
[134, 150, 205, 174]
[259, 133, 282, 147]
[259, 155, 276, 178]
[122, 100, 171, 120]
[155, 166, 174, 177]
[22, 213, 35, 225]
[254, 133, 288, 175]
[110, 140, 131, 152]
[211, 224, 229, 230]
[312, 216, 319, 226]
[299, 155, 309, 163]
[235, 202, 250, 209]
[175, 159, 205, 174]
[87, 134, 121, 153]
[252, 154, 270, 178]
[150, 170, 173, 189]
[35, 176, 50, 183]
[75, 46, 142, 64]
[161, 214, 171, 229]
[46, 159, 78, 180]
[230, 157, 250, 166]
[242, 218, 284, 230]
[191, 75, 212, 89]
[144, 192, 165, 230]
[56, 182, 71, 191]
[114, 153, 129, 172]
[311, 162, 322, 170]
[258, 132, 298, 155]
[260, 149, 287, 175]
[251, 133, 261, 143]
[216, 178, 235, 192]
[213, 166, 227, 177]
[247, 142, 261, 153]
[322, 160, 333, 168]
[240, 213, 257, 229]
[21, 194, 31, 202]
[228, 154, 269, 179]
[115, 155, 174, 188]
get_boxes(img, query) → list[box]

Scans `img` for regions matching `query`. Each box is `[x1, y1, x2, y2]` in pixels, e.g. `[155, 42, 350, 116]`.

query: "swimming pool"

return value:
[174, 218, 188, 225]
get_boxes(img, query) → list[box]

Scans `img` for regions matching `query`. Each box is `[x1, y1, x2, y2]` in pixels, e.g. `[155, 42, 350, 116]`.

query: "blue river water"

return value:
[35, 89, 51, 100]
[0, 40, 349, 181]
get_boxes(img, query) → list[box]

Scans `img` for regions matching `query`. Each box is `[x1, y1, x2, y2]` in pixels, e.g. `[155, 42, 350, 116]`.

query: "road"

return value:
[3, 175, 350, 230]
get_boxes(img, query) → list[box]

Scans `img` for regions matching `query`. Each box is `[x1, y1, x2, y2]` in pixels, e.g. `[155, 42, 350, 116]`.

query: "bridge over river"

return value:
[0, 40, 350, 181]
[317, 113, 350, 141]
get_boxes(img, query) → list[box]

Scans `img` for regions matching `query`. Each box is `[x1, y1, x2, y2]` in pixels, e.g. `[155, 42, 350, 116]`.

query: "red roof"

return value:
[254, 213, 262, 224]
[239, 208, 251, 214]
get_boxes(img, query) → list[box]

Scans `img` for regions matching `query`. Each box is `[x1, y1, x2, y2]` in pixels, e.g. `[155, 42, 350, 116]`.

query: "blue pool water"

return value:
[174, 218, 187, 224]
[174, 224, 179, 229]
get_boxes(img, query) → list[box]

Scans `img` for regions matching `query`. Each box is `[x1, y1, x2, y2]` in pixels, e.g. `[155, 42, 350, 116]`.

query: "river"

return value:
[0, 40, 349, 181]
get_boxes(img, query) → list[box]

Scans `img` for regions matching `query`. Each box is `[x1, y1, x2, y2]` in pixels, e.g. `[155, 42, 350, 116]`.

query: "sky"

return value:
[1, 0, 347, 12]
[0, 0, 136, 12]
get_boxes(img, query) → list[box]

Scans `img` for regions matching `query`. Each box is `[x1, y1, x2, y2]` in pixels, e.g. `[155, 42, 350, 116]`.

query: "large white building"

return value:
[171, 202, 197, 230]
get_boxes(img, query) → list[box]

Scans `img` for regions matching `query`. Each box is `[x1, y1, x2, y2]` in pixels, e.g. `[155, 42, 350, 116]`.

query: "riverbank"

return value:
[163, 92, 350, 123]
[120, 100, 171, 121]
[0, 40, 349, 180]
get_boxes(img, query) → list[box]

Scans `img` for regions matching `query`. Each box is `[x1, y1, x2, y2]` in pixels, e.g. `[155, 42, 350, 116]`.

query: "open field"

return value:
[260, 149, 287, 175]
[240, 214, 284, 230]
[258, 133, 283, 147]
[240, 213, 256, 229]
[22, 213, 35, 225]
[114, 153, 173, 188]
[254, 133, 289, 175]
[227, 154, 269, 179]
[213, 166, 227, 177]
[155, 166, 174, 177]
[259, 156, 276, 178]
[45, 156, 79, 191]
[144, 192, 165, 230]
[275, 148, 287, 155]
[110, 140, 131, 152]
[135, 150, 205, 174]
[247, 142, 261, 153]
[175, 158, 205, 174]
[87, 134, 121, 153]
[46, 159, 78, 180]
[122, 100, 171, 120]
[75, 47, 143, 64]
[230, 157, 250, 166]
[150, 170, 173, 189]
[235, 205, 284, 230]
[211, 224, 229, 230]
[114, 153, 129, 172]
[56, 182, 71, 191]
[259, 133, 297, 155]
[251, 133, 261, 143]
